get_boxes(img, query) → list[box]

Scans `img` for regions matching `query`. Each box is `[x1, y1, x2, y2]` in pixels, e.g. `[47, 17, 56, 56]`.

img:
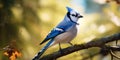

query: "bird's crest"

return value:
[66, 6, 73, 12]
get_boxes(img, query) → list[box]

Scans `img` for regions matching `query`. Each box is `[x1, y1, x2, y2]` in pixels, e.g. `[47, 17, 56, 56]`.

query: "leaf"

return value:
[3, 45, 22, 60]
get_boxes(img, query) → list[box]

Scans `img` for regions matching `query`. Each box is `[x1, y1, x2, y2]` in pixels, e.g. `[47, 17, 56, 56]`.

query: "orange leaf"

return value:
[3, 52, 9, 56]
[14, 50, 22, 57]
[10, 53, 16, 60]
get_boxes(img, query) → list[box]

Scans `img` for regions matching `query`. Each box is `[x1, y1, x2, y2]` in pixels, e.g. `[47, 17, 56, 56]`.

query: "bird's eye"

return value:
[71, 14, 76, 16]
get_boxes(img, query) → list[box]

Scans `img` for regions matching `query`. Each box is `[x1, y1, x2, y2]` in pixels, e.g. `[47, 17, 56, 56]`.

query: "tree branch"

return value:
[40, 33, 120, 60]
[82, 45, 120, 60]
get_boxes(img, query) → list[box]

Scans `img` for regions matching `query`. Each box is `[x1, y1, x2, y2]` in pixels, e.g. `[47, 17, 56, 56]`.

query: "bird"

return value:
[32, 7, 83, 60]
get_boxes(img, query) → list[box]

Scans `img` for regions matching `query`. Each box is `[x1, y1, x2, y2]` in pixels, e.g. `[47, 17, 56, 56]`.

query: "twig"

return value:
[82, 45, 120, 60]
[110, 49, 120, 59]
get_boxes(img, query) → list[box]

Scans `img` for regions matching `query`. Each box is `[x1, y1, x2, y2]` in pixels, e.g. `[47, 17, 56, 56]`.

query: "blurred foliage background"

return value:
[0, 0, 120, 60]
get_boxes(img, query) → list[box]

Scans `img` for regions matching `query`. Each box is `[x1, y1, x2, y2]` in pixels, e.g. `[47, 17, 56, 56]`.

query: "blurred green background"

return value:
[0, 0, 120, 60]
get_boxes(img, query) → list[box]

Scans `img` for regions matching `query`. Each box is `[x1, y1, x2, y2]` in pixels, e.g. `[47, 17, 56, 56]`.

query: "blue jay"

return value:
[33, 7, 83, 60]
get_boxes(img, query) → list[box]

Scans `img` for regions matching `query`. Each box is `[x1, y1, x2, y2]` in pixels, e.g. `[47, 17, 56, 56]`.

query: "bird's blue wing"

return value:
[40, 28, 65, 45]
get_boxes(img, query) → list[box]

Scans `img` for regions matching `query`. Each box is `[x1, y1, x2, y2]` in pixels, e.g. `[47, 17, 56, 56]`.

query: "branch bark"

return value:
[40, 33, 120, 60]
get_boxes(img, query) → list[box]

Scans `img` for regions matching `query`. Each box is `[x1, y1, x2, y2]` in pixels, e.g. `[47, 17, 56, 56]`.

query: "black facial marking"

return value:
[67, 12, 79, 25]
[71, 14, 76, 16]
[70, 12, 78, 17]
[67, 12, 71, 19]
[75, 13, 78, 17]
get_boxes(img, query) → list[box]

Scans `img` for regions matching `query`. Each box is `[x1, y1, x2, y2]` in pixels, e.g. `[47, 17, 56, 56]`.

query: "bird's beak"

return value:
[78, 15, 83, 18]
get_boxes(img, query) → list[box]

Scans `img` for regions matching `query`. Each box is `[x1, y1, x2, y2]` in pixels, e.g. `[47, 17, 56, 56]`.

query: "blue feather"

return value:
[40, 28, 65, 44]
[40, 15, 76, 45]
[33, 39, 54, 60]
[66, 6, 73, 12]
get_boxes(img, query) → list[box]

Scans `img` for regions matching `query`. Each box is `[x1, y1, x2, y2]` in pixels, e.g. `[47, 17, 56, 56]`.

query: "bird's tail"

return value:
[32, 39, 54, 60]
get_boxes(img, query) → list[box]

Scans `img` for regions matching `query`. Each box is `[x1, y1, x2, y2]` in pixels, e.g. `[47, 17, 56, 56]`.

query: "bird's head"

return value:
[66, 7, 83, 23]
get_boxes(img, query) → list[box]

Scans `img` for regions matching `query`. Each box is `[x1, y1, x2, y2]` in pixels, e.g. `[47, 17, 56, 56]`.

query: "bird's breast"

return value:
[52, 26, 77, 45]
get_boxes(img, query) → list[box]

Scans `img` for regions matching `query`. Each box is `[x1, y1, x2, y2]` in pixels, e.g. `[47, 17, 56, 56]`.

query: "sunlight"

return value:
[108, 12, 120, 26]
[20, 27, 31, 41]
[38, 10, 51, 22]
[11, 6, 22, 21]
[83, 35, 96, 43]
[98, 25, 106, 33]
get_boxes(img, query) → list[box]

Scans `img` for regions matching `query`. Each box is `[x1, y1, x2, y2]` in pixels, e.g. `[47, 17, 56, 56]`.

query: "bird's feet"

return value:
[59, 43, 64, 54]
[68, 42, 73, 46]
[59, 48, 63, 54]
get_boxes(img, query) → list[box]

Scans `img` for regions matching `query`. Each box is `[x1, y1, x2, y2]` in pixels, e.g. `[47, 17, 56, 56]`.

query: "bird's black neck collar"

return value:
[67, 12, 79, 25]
